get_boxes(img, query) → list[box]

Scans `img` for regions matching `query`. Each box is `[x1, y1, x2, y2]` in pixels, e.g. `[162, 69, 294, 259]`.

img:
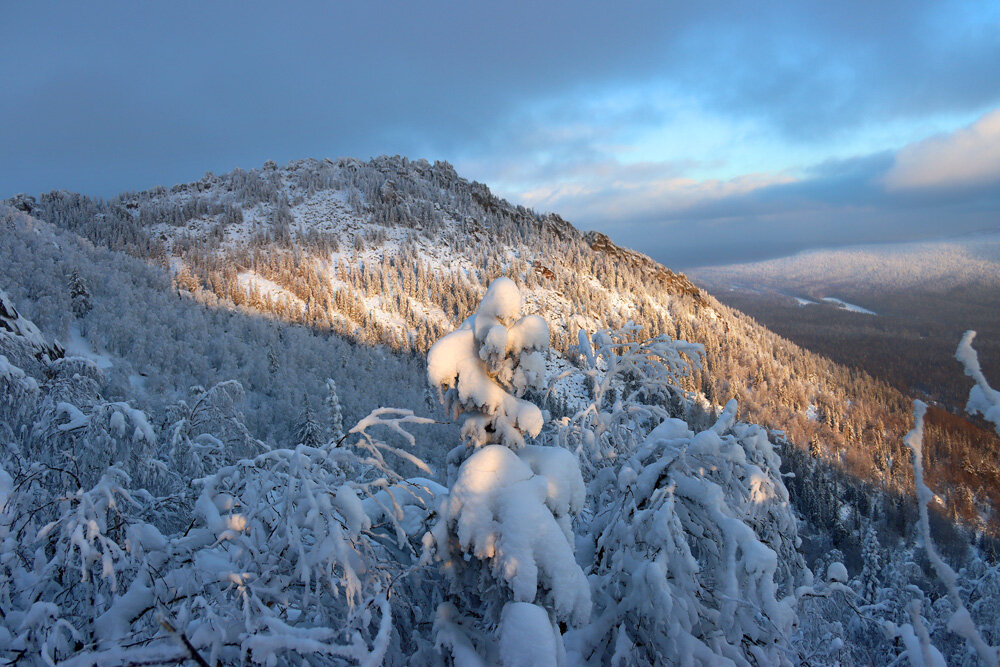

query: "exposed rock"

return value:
[583, 231, 704, 302]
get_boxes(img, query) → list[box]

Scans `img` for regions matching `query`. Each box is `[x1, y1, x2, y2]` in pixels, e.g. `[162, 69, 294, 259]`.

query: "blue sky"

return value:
[2, 1, 999, 267]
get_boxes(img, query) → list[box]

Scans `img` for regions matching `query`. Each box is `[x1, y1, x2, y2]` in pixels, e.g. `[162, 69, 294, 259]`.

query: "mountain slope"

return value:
[8, 156, 998, 532]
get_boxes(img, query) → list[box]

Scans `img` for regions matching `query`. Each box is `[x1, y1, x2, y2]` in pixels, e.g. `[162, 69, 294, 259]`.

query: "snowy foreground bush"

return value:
[2, 281, 999, 665]
[1, 289, 440, 664]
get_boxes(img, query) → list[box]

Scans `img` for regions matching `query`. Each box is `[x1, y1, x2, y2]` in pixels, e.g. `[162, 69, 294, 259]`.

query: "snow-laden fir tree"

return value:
[68, 268, 91, 318]
[327, 377, 345, 442]
[295, 394, 324, 447]
[425, 277, 591, 666]
[860, 520, 882, 603]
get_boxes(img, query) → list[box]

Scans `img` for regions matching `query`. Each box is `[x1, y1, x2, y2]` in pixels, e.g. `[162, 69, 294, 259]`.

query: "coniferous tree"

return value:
[68, 268, 91, 317]
[860, 520, 882, 603]
[326, 378, 344, 442]
[295, 396, 323, 447]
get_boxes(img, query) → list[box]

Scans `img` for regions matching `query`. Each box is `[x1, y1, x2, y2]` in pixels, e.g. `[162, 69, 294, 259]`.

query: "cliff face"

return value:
[584, 231, 704, 302]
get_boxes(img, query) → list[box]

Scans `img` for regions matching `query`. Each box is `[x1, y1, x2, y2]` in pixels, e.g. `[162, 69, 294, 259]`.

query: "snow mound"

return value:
[827, 561, 848, 583]
[499, 602, 559, 667]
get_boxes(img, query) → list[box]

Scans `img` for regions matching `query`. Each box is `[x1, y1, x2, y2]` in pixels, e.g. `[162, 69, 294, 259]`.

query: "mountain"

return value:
[5, 156, 998, 534]
[2, 157, 999, 664]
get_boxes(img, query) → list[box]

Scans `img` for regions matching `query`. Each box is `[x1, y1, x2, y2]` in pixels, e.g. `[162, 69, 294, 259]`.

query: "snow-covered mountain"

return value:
[2, 157, 999, 664]
[16, 156, 994, 527]
[692, 232, 1000, 293]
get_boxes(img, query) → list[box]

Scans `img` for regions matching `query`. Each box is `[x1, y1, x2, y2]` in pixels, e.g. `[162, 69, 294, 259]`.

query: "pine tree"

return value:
[326, 378, 344, 442]
[860, 520, 882, 602]
[295, 397, 323, 447]
[68, 269, 92, 317]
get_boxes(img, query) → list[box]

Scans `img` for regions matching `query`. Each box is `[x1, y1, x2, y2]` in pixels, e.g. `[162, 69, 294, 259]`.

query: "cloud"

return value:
[517, 165, 794, 224]
[3, 1, 999, 198]
[2, 1, 999, 270]
[884, 108, 1000, 191]
[500, 140, 1000, 270]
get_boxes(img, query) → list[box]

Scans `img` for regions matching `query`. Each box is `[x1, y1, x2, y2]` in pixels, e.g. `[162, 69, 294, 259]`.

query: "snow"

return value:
[647, 417, 693, 442]
[64, 323, 114, 370]
[0, 355, 27, 382]
[363, 477, 446, 538]
[0, 288, 54, 352]
[434, 444, 590, 625]
[334, 485, 371, 536]
[820, 297, 877, 315]
[427, 278, 550, 449]
[826, 561, 848, 583]
[507, 315, 549, 355]
[516, 445, 586, 519]
[793, 296, 817, 306]
[477, 277, 521, 322]
[499, 602, 558, 667]
[55, 401, 89, 431]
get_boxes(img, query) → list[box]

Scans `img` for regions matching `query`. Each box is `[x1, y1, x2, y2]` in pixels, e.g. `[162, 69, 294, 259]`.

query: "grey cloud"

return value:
[4, 1, 998, 196]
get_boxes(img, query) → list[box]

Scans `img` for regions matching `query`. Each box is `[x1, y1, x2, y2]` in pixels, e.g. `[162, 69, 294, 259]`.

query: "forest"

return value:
[2, 157, 999, 664]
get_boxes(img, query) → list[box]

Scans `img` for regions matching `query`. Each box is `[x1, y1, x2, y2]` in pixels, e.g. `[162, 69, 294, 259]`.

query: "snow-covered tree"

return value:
[551, 324, 703, 477]
[545, 323, 805, 665]
[327, 377, 345, 442]
[427, 277, 549, 452]
[571, 400, 806, 666]
[166, 380, 267, 482]
[295, 395, 324, 447]
[68, 268, 92, 318]
[860, 520, 882, 603]
[425, 277, 591, 665]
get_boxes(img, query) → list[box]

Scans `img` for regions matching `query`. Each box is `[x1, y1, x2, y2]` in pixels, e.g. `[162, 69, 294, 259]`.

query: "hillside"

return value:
[6, 156, 997, 534]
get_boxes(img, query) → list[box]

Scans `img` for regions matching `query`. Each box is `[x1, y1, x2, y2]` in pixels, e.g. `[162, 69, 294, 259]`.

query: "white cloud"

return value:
[514, 162, 794, 226]
[884, 108, 1000, 191]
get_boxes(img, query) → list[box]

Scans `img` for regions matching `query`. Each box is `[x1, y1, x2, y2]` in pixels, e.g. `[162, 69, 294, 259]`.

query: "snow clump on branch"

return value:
[427, 277, 548, 449]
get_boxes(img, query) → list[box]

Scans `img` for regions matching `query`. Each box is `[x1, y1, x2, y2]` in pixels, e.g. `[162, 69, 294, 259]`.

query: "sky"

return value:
[2, 1, 999, 268]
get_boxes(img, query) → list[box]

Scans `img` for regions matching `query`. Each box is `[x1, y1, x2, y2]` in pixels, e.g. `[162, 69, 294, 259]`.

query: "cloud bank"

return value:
[885, 109, 1000, 191]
